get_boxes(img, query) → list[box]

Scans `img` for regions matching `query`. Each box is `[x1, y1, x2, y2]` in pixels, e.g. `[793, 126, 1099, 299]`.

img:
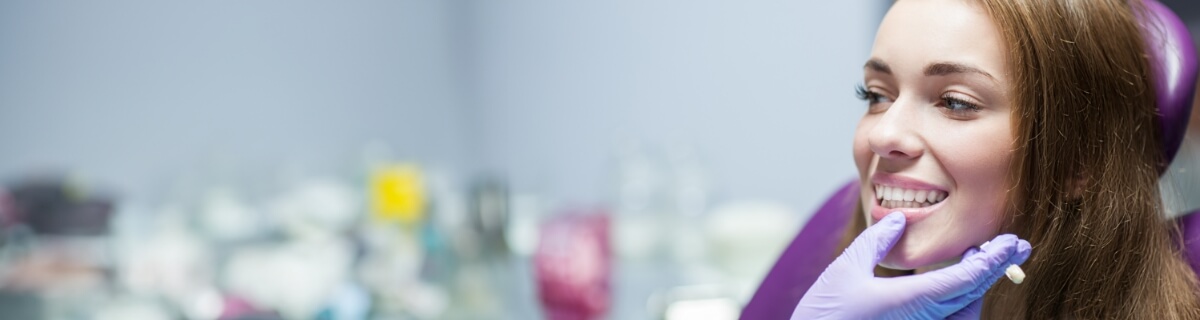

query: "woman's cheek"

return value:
[936, 126, 1012, 247]
[852, 119, 875, 174]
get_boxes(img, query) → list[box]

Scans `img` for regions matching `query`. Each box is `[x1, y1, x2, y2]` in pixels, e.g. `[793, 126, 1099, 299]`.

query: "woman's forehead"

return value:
[869, 0, 1007, 82]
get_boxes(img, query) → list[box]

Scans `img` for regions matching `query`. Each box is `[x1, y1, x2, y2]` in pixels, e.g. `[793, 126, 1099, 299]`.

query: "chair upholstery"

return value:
[1144, 0, 1198, 170]
[1180, 210, 1200, 273]
[740, 180, 858, 320]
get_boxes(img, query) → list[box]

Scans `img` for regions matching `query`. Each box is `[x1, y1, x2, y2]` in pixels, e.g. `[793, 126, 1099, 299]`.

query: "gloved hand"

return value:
[792, 211, 1032, 320]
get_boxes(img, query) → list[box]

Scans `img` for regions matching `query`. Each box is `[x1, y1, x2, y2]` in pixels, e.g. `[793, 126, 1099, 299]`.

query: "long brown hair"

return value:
[843, 0, 1200, 318]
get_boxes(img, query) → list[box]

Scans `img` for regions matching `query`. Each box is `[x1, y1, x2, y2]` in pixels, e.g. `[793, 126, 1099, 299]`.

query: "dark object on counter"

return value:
[0, 189, 17, 229]
[534, 209, 611, 320]
[468, 177, 509, 255]
[8, 177, 113, 236]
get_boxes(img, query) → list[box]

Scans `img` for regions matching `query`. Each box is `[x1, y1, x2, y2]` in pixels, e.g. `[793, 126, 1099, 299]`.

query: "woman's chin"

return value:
[878, 255, 923, 271]
[877, 239, 958, 271]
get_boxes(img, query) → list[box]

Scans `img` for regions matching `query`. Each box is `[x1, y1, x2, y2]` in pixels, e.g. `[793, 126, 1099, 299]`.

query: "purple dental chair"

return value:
[741, 1, 1200, 319]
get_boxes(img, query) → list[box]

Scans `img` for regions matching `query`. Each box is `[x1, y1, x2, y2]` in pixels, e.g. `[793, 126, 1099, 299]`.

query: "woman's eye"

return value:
[941, 96, 981, 113]
[855, 84, 892, 105]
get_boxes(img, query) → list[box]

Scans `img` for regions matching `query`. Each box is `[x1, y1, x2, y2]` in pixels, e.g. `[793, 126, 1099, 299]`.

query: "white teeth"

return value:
[874, 184, 948, 208]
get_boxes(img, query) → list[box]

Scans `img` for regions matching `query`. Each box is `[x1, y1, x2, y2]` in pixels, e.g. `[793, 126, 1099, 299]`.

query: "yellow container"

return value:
[369, 164, 425, 226]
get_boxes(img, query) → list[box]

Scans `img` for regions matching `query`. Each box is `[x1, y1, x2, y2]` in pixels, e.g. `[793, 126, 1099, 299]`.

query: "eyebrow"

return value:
[863, 58, 996, 81]
[924, 61, 996, 80]
[864, 58, 892, 74]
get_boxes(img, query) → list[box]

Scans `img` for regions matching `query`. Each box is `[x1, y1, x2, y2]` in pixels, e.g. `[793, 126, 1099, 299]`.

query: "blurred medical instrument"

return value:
[534, 208, 611, 320]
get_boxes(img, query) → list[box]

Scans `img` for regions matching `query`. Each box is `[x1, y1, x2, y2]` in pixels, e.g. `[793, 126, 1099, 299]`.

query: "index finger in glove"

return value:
[834, 211, 906, 275]
[941, 238, 1032, 309]
[915, 234, 1028, 300]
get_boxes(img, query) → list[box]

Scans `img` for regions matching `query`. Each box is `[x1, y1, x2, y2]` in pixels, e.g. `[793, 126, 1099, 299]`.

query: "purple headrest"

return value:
[1142, 0, 1198, 173]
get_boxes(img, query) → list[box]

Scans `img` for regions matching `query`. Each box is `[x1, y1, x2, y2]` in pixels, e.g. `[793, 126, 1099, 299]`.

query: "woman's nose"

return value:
[867, 99, 923, 160]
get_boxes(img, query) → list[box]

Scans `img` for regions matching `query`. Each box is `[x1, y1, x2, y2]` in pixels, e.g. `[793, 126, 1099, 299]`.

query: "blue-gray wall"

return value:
[0, 1, 469, 197]
[468, 1, 878, 210]
[0, 1, 880, 212]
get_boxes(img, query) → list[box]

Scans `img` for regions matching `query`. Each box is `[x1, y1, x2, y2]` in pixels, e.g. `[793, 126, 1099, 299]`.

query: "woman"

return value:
[792, 0, 1200, 318]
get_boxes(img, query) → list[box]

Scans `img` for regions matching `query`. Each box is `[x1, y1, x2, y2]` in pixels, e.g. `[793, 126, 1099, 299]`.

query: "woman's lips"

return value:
[869, 192, 948, 223]
[869, 174, 950, 223]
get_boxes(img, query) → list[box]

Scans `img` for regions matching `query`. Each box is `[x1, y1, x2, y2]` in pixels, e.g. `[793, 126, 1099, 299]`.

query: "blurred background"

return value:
[0, 1, 1197, 319]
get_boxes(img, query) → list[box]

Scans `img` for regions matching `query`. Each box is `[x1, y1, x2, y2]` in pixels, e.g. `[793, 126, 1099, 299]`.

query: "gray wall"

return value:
[0, 1, 879, 215]
[468, 1, 878, 210]
[0, 1, 470, 197]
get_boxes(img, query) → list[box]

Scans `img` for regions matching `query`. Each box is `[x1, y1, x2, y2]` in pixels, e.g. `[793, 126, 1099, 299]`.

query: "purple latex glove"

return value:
[792, 211, 1032, 320]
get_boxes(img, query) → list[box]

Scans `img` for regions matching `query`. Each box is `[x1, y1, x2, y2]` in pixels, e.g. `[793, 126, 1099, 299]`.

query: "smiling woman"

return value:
[853, 0, 1015, 273]
[833, 0, 1200, 318]
[783, 0, 1200, 318]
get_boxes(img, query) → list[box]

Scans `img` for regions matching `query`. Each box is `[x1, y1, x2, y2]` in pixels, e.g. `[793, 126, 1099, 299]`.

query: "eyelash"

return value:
[940, 95, 982, 114]
[854, 84, 982, 115]
[854, 84, 889, 105]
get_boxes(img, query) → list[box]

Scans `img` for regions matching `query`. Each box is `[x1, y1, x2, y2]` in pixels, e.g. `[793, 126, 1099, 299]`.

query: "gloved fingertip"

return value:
[961, 247, 981, 259]
[840, 211, 908, 270]
[969, 234, 1021, 270]
[1013, 240, 1032, 264]
[882, 211, 905, 226]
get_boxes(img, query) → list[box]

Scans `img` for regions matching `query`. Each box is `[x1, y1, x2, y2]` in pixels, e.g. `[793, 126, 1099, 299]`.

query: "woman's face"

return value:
[854, 0, 1014, 270]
